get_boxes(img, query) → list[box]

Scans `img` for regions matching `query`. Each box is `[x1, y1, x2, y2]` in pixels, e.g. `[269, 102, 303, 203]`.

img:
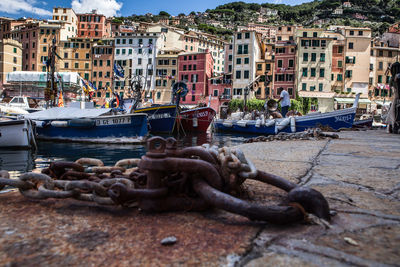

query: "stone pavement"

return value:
[0, 129, 399, 266]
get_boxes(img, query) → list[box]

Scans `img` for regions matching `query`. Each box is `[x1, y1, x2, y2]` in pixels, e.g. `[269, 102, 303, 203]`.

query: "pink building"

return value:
[77, 11, 110, 38]
[208, 75, 232, 114]
[273, 41, 296, 98]
[178, 51, 213, 105]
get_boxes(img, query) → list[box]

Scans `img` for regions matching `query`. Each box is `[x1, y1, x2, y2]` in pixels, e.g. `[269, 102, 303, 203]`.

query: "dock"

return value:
[0, 129, 399, 266]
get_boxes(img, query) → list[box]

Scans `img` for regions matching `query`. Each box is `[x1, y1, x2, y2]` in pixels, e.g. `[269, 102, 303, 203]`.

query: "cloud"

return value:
[71, 0, 123, 17]
[0, 0, 52, 16]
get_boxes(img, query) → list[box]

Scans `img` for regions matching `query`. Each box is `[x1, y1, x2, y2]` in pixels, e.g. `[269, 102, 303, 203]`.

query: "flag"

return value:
[113, 63, 124, 78]
[58, 91, 64, 107]
[89, 81, 97, 90]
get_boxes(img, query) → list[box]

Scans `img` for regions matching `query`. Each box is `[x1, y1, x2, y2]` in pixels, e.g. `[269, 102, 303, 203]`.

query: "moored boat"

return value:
[179, 106, 216, 133]
[24, 107, 148, 143]
[214, 94, 360, 135]
[133, 104, 178, 134]
[0, 118, 36, 148]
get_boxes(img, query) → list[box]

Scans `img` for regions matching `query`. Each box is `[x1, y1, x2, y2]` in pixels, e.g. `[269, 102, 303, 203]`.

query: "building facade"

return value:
[154, 49, 181, 104]
[178, 51, 213, 105]
[273, 40, 296, 99]
[77, 11, 111, 38]
[0, 39, 22, 87]
[232, 31, 262, 99]
[296, 28, 335, 112]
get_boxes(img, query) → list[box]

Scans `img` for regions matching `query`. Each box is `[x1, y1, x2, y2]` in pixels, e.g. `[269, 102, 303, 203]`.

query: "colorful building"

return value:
[58, 38, 93, 82]
[12, 21, 62, 72]
[154, 48, 181, 104]
[0, 39, 22, 87]
[296, 28, 335, 112]
[77, 10, 111, 38]
[208, 75, 232, 113]
[255, 43, 274, 100]
[232, 31, 262, 100]
[177, 51, 213, 106]
[370, 41, 400, 100]
[52, 7, 78, 40]
[91, 39, 114, 105]
[273, 40, 296, 99]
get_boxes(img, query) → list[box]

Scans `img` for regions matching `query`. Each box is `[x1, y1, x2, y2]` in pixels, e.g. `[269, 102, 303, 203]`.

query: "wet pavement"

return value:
[0, 129, 399, 266]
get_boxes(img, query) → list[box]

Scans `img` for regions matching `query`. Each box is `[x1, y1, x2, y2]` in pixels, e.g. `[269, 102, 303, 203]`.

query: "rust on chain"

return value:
[0, 136, 331, 225]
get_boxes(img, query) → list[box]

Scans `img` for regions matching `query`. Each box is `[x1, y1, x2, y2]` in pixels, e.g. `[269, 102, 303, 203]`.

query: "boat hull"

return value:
[214, 107, 356, 135]
[179, 107, 216, 133]
[0, 119, 34, 148]
[36, 114, 148, 140]
[134, 105, 177, 134]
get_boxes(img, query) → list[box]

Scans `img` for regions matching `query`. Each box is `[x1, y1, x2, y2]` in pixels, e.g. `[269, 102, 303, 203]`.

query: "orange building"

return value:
[77, 10, 111, 38]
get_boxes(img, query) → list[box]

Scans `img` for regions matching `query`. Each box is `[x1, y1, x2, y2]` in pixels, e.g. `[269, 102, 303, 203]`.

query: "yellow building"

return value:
[58, 38, 93, 81]
[154, 49, 181, 104]
[295, 28, 335, 112]
[0, 39, 22, 86]
[370, 41, 400, 100]
[255, 43, 274, 99]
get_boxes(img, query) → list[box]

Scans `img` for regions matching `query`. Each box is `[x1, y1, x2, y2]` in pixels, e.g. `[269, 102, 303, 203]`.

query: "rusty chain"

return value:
[0, 136, 331, 225]
[244, 128, 339, 143]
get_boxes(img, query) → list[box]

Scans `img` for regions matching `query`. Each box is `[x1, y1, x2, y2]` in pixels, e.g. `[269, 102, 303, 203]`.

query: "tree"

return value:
[190, 11, 196, 15]
[159, 11, 170, 17]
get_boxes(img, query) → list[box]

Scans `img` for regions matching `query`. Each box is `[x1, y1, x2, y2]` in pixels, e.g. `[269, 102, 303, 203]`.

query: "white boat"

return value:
[0, 118, 36, 148]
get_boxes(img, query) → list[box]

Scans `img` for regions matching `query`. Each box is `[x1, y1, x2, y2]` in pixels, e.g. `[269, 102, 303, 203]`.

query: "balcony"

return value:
[219, 94, 232, 100]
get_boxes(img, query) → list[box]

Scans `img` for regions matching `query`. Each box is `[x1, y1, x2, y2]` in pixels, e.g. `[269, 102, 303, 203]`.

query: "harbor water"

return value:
[0, 132, 248, 177]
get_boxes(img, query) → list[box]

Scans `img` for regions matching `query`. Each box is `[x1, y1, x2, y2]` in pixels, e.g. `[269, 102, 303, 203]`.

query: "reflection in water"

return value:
[0, 132, 249, 174]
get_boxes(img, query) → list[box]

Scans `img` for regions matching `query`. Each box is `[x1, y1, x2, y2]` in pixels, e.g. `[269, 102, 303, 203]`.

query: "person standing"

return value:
[277, 87, 290, 117]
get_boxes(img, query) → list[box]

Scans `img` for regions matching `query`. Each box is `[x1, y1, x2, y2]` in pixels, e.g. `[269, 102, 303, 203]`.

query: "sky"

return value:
[0, 0, 312, 19]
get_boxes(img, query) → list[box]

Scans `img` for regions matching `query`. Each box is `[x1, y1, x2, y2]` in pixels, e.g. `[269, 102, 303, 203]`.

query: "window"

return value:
[378, 62, 383, 70]
[338, 61, 343, 68]
[319, 83, 323, 91]
[347, 87, 351, 93]
[338, 46, 343, 53]
[331, 74, 334, 81]
[288, 59, 294, 68]
[349, 30, 354, 36]
[236, 58, 241, 64]
[85, 63, 89, 69]
[302, 83, 307, 91]
[321, 40, 326, 47]
[378, 50, 383, 57]
[320, 53, 325, 62]
[337, 74, 343, 81]
[303, 32, 307, 37]
[244, 70, 249, 79]
[243, 44, 248, 54]
[43, 47, 47, 52]
[236, 70, 241, 79]
[237, 45, 243, 54]
[313, 32, 317, 37]
[237, 33, 242, 39]
[245, 32, 250, 39]
[64, 62, 69, 68]
[138, 58, 142, 65]
[244, 58, 249, 64]
[320, 68, 325, 78]
[75, 63, 79, 68]
[138, 49, 142, 54]
[311, 53, 316, 61]
[378, 75, 382, 83]
[278, 60, 283, 68]
[302, 68, 307, 77]
[345, 70, 352, 78]
[257, 64, 262, 70]
[303, 53, 308, 62]
[107, 60, 111, 66]
[348, 42, 354, 49]
[311, 68, 316, 77]
[122, 49, 126, 55]
[358, 31, 363, 36]
[310, 86, 315, 91]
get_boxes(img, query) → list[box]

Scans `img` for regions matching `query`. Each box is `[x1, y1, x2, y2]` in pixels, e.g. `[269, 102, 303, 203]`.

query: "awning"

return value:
[334, 98, 371, 104]
[24, 107, 111, 120]
[298, 91, 335, 98]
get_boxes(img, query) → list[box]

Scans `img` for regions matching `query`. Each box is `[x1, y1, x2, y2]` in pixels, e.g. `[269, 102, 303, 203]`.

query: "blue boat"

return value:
[24, 107, 148, 143]
[214, 94, 360, 135]
[132, 104, 178, 134]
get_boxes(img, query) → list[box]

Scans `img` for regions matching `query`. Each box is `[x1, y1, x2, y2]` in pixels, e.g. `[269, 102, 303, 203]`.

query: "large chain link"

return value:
[0, 136, 331, 225]
[244, 128, 339, 143]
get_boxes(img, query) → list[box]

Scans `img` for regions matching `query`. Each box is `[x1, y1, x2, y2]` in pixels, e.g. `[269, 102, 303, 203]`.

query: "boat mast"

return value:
[45, 38, 57, 107]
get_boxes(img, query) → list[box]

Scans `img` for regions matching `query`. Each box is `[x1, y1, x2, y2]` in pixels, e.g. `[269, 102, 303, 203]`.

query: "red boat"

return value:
[178, 106, 216, 132]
